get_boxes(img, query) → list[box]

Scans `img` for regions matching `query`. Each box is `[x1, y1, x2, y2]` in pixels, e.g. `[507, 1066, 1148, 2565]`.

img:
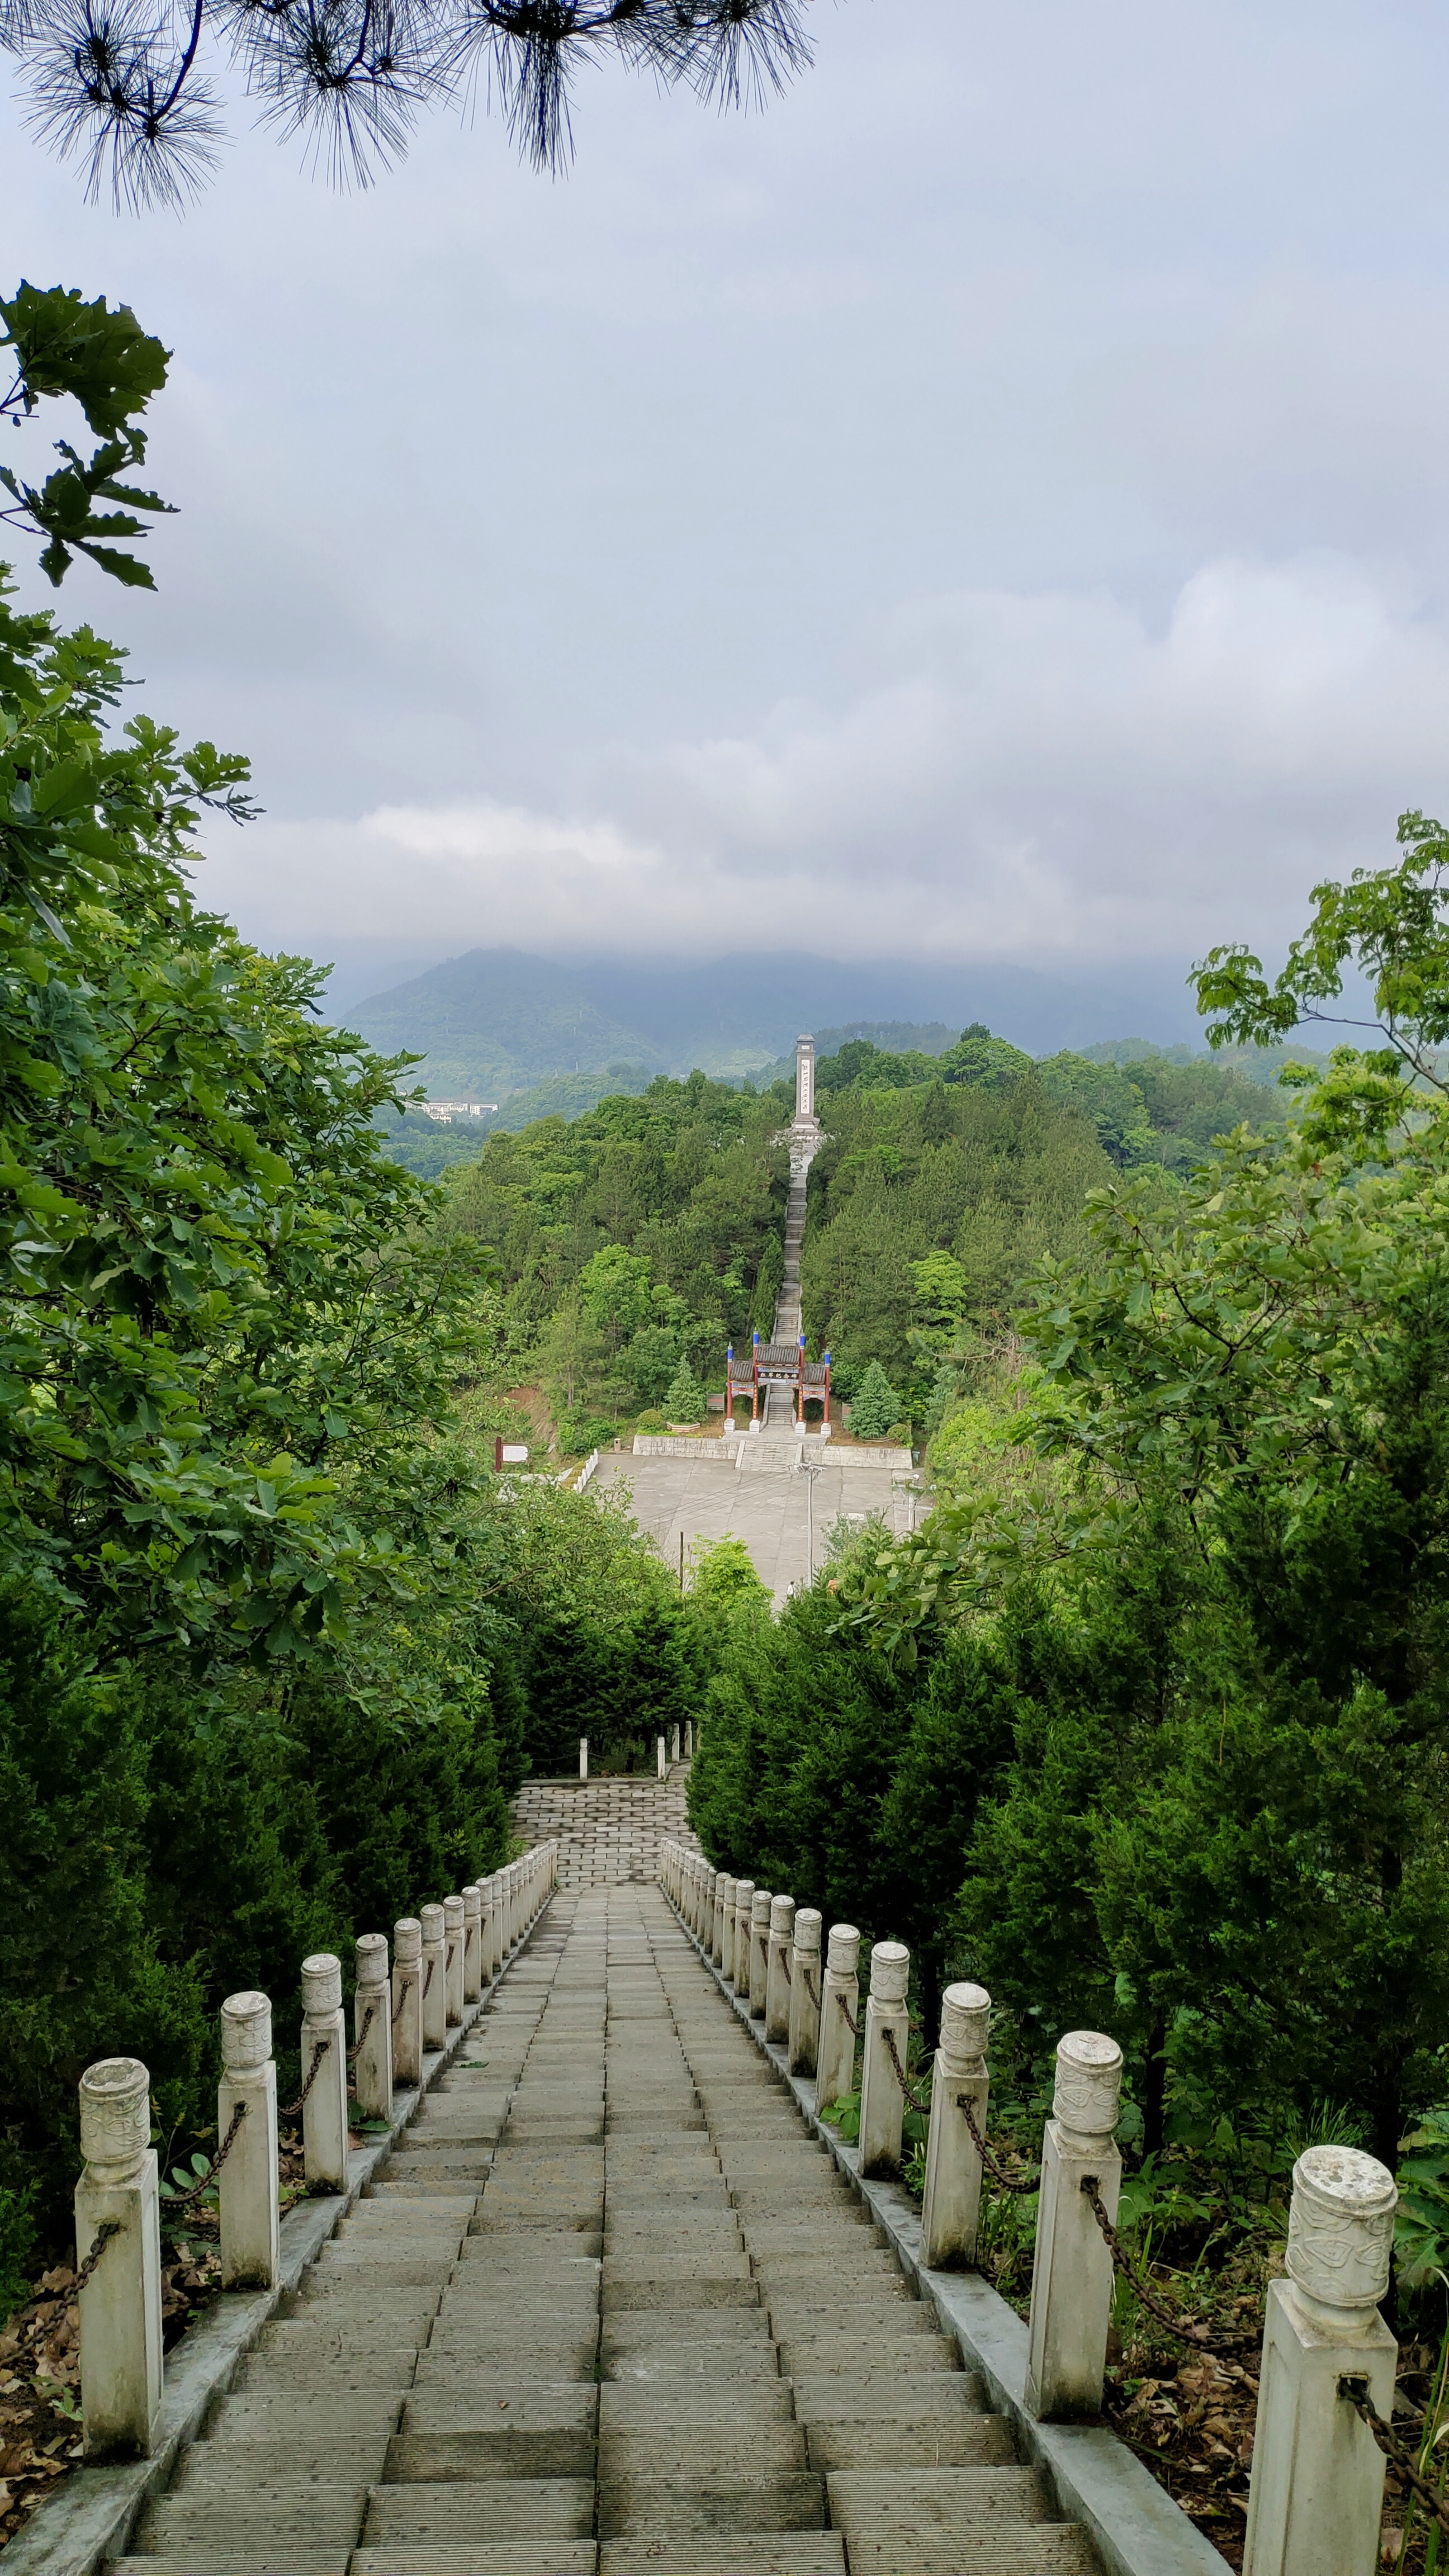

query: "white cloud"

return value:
[200, 552, 1449, 970]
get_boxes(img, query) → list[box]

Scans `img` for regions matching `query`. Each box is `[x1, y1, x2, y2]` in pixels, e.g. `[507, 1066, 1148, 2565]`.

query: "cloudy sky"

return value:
[2, 0, 1447, 1022]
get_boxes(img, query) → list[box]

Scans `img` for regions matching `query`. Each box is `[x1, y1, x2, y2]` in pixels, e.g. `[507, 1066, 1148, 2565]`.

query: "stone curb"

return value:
[6, 1893, 558, 2576]
[666, 1892, 1229, 2576]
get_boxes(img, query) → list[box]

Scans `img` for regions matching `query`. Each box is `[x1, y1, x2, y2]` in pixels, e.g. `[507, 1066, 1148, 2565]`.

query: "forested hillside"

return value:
[438, 1029, 1287, 1447]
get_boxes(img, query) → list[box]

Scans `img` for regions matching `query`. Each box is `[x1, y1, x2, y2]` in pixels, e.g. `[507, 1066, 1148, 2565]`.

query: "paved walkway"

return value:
[593, 1451, 918, 1600]
[117, 1888, 1097, 2575]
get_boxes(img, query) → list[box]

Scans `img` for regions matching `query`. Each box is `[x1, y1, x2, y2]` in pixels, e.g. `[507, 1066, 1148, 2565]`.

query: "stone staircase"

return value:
[110, 1880, 1098, 2576]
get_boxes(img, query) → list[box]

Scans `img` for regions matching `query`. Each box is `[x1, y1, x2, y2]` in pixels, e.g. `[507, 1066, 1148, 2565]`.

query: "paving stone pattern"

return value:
[512, 1775, 699, 1891]
[113, 1886, 1098, 2575]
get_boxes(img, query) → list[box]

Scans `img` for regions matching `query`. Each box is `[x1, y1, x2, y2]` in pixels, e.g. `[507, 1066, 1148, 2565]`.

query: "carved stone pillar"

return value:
[75, 2057, 162, 2460]
[815, 1922, 860, 2116]
[353, 1935, 392, 2125]
[392, 1917, 423, 2086]
[1243, 2147, 1398, 2576]
[219, 1991, 280, 2290]
[443, 1895, 465, 2029]
[858, 1939, 911, 2179]
[788, 1907, 822, 2076]
[299, 1951, 349, 2195]
[919, 1981, 991, 2270]
[765, 1894, 795, 2044]
[461, 1884, 482, 2005]
[1025, 2030, 1122, 2419]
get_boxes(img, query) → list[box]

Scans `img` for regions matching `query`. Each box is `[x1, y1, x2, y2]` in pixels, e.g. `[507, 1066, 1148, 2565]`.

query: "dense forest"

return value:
[437, 1028, 1291, 1451]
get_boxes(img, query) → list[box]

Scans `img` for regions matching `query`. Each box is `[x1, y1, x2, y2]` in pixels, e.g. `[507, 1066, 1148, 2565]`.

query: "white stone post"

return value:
[420, 1903, 447, 2050]
[443, 1894, 465, 2028]
[392, 1917, 423, 2086]
[656, 1733, 666, 1779]
[816, 1924, 860, 2114]
[788, 1908, 823, 2076]
[580, 1736, 589, 1781]
[731, 1881, 755, 1993]
[685, 1720, 694, 1760]
[506, 1859, 521, 1952]
[748, 1888, 772, 2017]
[462, 1884, 482, 2005]
[300, 1953, 349, 2194]
[218, 1991, 280, 2291]
[714, 1873, 733, 1974]
[490, 1868, 506, 1975]
[1025, 2030, 1123, 2421]
[1243, 2147, 1398, 2576]
[353, 1936, 392, 2126]
[765, 1894, 795, 2044]
[670, 1723, 680, 1764]
[75, 2057, 162, 2461]
[919, 1982, 992, 2271]
[858, 1939, 911, 2179]
[478, 1877, 498, 1984]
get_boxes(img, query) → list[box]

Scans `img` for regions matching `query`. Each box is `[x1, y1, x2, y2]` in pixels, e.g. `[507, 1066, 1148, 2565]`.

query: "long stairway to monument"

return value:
[112, 1805, 1099, 2576]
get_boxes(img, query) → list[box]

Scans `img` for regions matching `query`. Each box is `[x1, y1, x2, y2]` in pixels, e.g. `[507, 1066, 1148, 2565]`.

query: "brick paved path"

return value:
[116, 1886, 1098, 2575]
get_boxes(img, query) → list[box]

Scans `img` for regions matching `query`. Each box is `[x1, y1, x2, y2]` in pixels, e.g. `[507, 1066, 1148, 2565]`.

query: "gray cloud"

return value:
[1, 0, 1447, 992]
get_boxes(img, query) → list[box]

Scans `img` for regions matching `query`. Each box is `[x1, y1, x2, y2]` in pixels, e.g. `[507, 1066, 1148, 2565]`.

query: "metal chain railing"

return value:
[162, 2101, 248, 2208]
[1339, 2376, 1449, 2539]
[1, 2222, 120, 2366]
[280, 2038, 330, 2122]
[839, 1995, 858, 2037]
[347, 2004, 377, 2071]
[956, 2093, 1039, 2195]
[781, 1950, 793, 1985]
[1081, 2176, 1259, 2356]
[803, 1968, 821, 2011]
[422, 1957, 435, 1999]
[882, 2024, 933, 2116]
[391, 1975, 413, 2025]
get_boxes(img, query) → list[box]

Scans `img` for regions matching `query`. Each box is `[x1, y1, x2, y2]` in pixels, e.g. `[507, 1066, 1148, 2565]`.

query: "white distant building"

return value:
[420, 1100, 498, 1123]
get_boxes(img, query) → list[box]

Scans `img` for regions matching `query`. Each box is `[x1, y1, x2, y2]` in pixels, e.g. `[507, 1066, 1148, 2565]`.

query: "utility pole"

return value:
[803, 1461, 822, 1588]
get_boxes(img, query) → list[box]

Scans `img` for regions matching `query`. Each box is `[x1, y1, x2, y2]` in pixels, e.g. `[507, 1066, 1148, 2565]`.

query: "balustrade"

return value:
[68, 1838, 557, 2468]
[656, 1830, 1399, 2576]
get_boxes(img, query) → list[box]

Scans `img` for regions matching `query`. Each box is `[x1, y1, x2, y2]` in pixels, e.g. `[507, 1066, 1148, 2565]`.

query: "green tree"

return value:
[849, 1360, 899, 1439]
[665, 1356, 707, 1423]
[579, 1243, 655, 1348]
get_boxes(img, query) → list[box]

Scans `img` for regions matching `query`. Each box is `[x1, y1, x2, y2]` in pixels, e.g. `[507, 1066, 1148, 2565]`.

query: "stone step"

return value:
[825, 2465, 1060, 2531]
[805, 2417, 1016, 2473]
[352, 2550, 597, 2576]
[841, 2536, 1097, 2575]
[607, 2340, 782, 2382]
[596, 2472, 827, 2539]
[113, 2559, 349, 2574]
[793, 2373, 982, 2425]
[403, 2388, 598, 2433]
[599, 2427, 808, 2479]
[361, 2479, 594, 2546]
[600, 2383, 794, 2426]
[134, 2492, 368, 2555]
[385, 2426, 595, 2479]
[173, 2435, 390, 2489]
[596, 2538, 842, 2576]
[206, 2392, 404, 2439]
[776, 2332, 957, 2375]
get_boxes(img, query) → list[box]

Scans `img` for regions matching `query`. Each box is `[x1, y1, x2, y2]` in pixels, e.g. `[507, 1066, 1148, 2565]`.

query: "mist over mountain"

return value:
[346, 947, 1202, 1100]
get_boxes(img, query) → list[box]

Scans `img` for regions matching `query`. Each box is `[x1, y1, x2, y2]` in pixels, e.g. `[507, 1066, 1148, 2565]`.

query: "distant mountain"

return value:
[347, 951, 671, 1098]
[346, 949, 1201, 1100]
